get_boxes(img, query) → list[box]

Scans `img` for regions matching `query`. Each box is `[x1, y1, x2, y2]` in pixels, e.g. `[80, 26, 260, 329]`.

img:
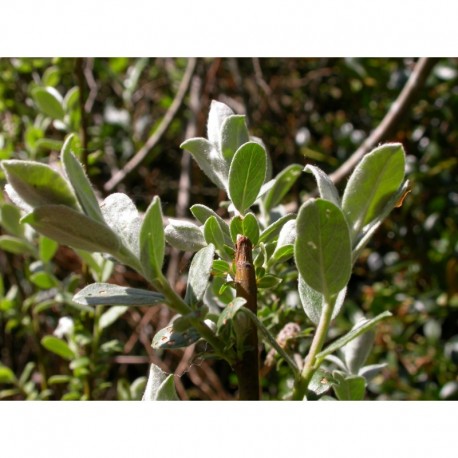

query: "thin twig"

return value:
[104, 58, 197, 192]
[74, 58, 89, 168]
[329, 58, 439, 185]
[252, 57, 282, 115]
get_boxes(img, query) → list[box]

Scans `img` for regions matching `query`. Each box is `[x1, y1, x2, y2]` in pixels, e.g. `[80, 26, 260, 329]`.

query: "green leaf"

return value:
[264, 164, 303, 211]
[342, 143, 405, 240]
[352, 180, 410, 263]
[100, 193, 141, 256]
[21, 205, 120, 255]
[257, 274, 282, 289]
[332, 373, 366, 401]
[185, 244, 215, 307]
[295, 198, 351, 298]
[0, 365, 16, 384]
[165, 219, 207, 252]
[220, 115, 249, 161]
[61, 134, 105, 223]
[230, 213, 260, 245]
[190, 204, 232, 245]
[31, 86, 65, 120]
[41, 336, 75, 360]
[207, 100, 234, 147]
[316, 311, 392, 361]
[0, 204, 24, 237]
[35, 138, 64, 152]
[154, 374, 180, 401]
[39, 236, 58, 262]
[258, 214, 295, 244]
[204, 216, 230, 260]
[342, 327, 375, 375]
[216, 297, 247, 331]
[181, 137, 227, 189]
[2, 160, 78, 209]
[42, 66, 60, 87]
[63, 86, 80, 111]
[99, 306, 128, 329]
[152, 323, 200, 349]
[308, 368, 333, 397]
[228, 142, 267, 215]
[270, 244, 294, 266]
[212, 259, 230, 277]
[140, 196, 165, 282]
[0, 235, 36, 256]
[30, 271, 59, 289]
[298, 275, 347, 325]
[73, 283, 164, 306]
[304, 164, 341, 206]
[142, 364, 179, 401]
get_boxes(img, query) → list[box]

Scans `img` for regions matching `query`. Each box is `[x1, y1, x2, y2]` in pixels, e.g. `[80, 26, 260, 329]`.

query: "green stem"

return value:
[154, 274, 235, 365]
[241, 307, 299, 378]
[292, 296, 335, 400]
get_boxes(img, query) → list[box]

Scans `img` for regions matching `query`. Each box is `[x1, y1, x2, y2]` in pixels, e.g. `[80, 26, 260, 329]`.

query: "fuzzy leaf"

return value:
[342, 143, 405, 240]
[21, 205, 120, 254]
[100, 193, 141, 256]
[264, 164, 303, 211]
[207, 100, 234, 148]
[295, 199, 351, 298]
[220, 115, 249, 161]
[316, 311, 392, 361]
[99, 306, 128, 329]
[165, 219, 207, 252]
[298, 275, 347, 325]
[304, 164, 341, 206]
[142, 366, 180, 401]
[216, 297, 247, 331]
[61, 135, 105, 223]
[258, 214, 296, 244]
[204, 216, 229, 259]
[185, 244, 215, 307]
[228, 142, 267, 215]
[73, 283, 164, 306]
[181, 137, 227, 189]
[31, 86, 65, 120]
[342, 327, 375, 374]
[2, 160, 78, 209]
[152, 324, 200, 349]
[140, 196, 164, 282]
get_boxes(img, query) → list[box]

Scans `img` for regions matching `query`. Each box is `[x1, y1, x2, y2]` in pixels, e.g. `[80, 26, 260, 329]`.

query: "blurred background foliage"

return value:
[0, 57, 457, 400]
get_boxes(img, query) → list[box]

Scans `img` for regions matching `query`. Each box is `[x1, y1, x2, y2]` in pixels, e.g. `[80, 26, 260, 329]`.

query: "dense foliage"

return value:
[0, 58, 457, 400]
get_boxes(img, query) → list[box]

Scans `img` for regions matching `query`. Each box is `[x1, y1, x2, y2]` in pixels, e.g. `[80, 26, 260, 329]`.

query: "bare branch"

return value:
[104, 58, 197, 192]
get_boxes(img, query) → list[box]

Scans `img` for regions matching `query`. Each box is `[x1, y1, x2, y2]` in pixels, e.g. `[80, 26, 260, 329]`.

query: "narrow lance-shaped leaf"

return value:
[295, 198, 351, 298]
[73, 283, 165, 306]
[99, 306, 128, 330]
[264, 164, 303, 211]
[185, 244, 215, 307]
[258, 213, 296, 244]
[228, 142, 267, 215]
[342, 143, 405, 241]
[140, 196, 165, 282]
[304, 164, 341, 206]
[61, 134, 105, 223]
[21, 205, 121, 255]
[190, 204, 232, 244]
[41, 336, 75, 360]
[2, 160, 78, 209]
[316, 311, 392, 362]
[204, 216, 231, 261]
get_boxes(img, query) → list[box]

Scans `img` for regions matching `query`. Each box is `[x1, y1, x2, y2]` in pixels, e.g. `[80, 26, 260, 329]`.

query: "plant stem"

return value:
[233, 236, 260, 400]
[154, 274, 235, 365]
[74, 58, 89, 169]
[292, 296, 334, 400]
